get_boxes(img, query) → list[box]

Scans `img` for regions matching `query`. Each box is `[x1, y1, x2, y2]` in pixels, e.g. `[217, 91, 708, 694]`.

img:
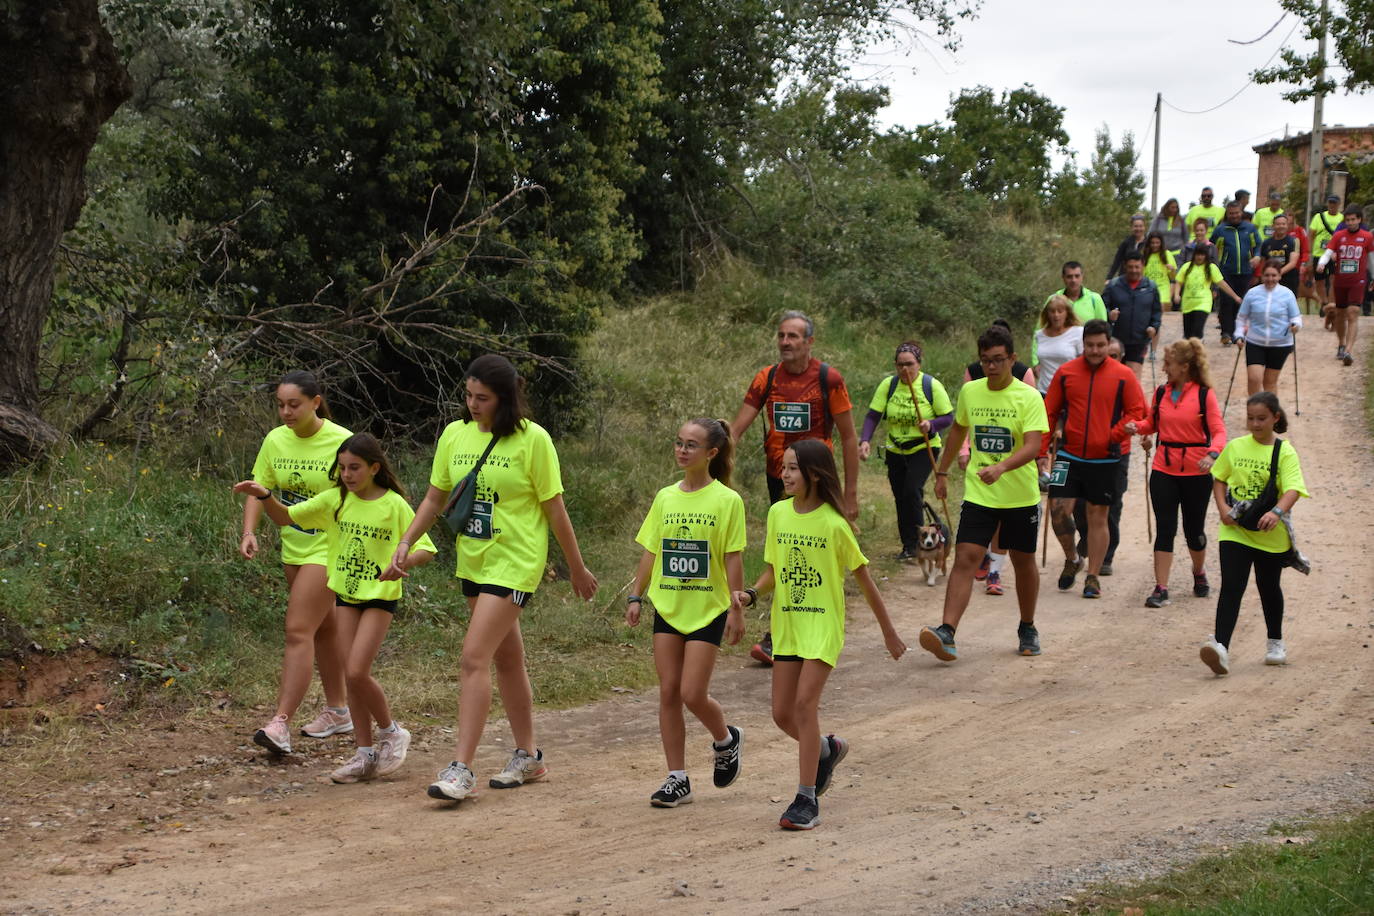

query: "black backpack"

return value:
[883, 373, 937, 449]
[1152, 383, 1212, 468]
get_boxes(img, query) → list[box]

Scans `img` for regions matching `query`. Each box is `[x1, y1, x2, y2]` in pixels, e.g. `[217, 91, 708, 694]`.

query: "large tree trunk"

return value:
[0, 1, 130, 472]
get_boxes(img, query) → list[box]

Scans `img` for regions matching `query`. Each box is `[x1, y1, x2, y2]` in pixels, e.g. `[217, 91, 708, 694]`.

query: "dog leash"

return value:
[904, 374, 954, 532]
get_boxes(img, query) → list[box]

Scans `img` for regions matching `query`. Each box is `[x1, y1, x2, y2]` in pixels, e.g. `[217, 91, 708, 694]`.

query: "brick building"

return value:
[1252, 124, 1374, 204]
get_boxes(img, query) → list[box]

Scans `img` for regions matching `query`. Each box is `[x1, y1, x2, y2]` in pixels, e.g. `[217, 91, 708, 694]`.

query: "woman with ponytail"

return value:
[625, 418, 747, 808]
[239, 370, 354, 755]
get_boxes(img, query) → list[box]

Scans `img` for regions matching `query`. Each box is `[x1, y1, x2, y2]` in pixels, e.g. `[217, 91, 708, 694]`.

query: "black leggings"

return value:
[1181, 310, 1209, 340]
[1214, 540, 1285, 648]
[885, 447, 939, 551]
[1149, 471, 1211, 553]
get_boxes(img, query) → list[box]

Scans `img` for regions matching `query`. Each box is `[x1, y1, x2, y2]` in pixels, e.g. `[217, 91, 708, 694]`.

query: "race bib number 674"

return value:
[974, 424, 1014, 455]
[772, 402, 811, 432]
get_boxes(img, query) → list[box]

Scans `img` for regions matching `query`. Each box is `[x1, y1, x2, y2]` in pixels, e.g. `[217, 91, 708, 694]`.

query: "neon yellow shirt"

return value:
[250, 419, 353, 565]
[954, 378, 1048, 509]
[1176, 262, 1224, 314]
[1254, 206, 1285, 238]
[1213, 435, 1308, 553]
[289, 488, 437, 603]
[1185, 204, 1225, 232]
[763, 500, 867, 667]
[634, 479, 746, 633]
[865, 372, 953, 454]
[1310, 210, 1342, 251]
[1143, 251, 1177, 303]
[1047, 288, 1108, 324]
[430, 419, 563, 594]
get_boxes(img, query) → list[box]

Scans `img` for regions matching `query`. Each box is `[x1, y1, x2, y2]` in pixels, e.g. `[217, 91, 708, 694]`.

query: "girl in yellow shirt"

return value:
[236, 433, 436, 783]
[740, 439, 906, 830]
[626, 418, 747, 808]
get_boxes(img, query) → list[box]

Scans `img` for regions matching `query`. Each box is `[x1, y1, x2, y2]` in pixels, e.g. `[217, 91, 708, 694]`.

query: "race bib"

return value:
[1049, 459, 1070, 488]
[974, 424, 1014, 455]
[660, 538, 709, 579]
[465, 499, 494, 540]
[1339, 259, 1359, 274]
[772, 402, 811, 432]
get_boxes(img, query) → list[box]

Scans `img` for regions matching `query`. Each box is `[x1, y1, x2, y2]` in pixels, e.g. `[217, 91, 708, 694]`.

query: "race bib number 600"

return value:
[974, 424, 1014, 455]
[772, 402, 811, 432]
[661, 538, 709, 579]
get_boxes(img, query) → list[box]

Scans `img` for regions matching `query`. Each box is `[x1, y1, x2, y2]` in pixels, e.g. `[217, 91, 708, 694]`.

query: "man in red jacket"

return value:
[1038, 320, 1146, 599]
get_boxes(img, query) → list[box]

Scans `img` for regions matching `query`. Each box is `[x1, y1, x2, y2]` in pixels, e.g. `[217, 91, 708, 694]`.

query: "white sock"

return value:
[357, 746, 375, 758]
[989, 552, 1007, 574]
[377, 721, 398, 735]
[669, 769, 687, 780]
[328, 706, 349, 716]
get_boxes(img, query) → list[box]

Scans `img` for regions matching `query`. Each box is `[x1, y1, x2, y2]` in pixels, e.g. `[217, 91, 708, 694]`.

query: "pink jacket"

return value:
[1133, 380, 1226, 474]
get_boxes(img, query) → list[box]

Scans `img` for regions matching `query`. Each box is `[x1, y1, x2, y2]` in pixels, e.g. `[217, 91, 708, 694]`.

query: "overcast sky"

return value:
[855, 0, 1369, 211]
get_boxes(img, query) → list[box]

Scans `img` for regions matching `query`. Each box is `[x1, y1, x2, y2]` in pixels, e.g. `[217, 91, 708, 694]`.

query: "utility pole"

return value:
[1151, 92, 1161, 214]
[1305, 0, 1329, 224]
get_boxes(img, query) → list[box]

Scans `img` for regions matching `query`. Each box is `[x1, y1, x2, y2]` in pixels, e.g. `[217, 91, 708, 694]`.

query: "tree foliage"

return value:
[1253, 0, 1374, 100]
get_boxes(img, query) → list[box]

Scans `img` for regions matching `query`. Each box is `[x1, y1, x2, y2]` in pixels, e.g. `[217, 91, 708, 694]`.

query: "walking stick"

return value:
[1142, 438, 1154, 545]
[1041, 439, 1056, 569]
[1222, 344, 1243, 414]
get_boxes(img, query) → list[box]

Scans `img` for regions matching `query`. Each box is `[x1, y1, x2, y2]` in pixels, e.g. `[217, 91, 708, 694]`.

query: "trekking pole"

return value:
[1292, 336, 1301, 416]
[1142, 439, 1154, 545]
[905, 375, 953, 530]
[1040, 440, 1056, 569]
[1222, 344, 1243, 414]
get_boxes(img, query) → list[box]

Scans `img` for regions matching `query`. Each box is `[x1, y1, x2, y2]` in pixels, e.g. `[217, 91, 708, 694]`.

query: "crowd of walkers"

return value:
[228, 189, 1366, 831]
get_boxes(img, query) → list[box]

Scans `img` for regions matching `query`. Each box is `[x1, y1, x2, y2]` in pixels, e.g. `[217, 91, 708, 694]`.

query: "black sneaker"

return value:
[750, 632, 774, 666]
[1099, 561, 1114, 576]
[779, 793, 819, 830]
[1193, 572, 1210, 598]
[650, 774, 693, 808]
[918, 624, 958, 661]
[1144, 586, 1170, 608]
[1057, 557, 1082, 590]
[1017, 622, 1041, 656]
[814, 735, 849, 796]
[712, 726, 743, 788]
[895, 547, 916, 561]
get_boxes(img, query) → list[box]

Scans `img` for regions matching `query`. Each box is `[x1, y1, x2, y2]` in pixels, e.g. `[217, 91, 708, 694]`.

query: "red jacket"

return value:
[1133, 380, 1227, 474]
[1040, 356, 1145, 460]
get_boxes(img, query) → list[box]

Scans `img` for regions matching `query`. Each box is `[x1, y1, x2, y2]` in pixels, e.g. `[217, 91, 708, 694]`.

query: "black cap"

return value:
[1234, 189, 1250, 198]
[1268, 190, 1282, 200]
[1327, 194, 1341, 203]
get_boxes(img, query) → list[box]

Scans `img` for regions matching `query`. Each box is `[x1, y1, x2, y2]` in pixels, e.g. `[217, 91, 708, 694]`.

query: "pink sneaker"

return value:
[375, 725, 411, 776]
[254, 714, 292, 755]
[301, 706, 353, 739]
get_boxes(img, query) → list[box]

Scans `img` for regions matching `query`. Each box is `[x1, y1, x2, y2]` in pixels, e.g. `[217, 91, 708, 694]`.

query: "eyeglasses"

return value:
[978, 355, 1009, 367]
[674, 440, 703, 451]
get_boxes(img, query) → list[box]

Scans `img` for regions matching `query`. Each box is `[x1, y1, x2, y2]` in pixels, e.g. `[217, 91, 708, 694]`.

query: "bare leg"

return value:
[1085, 503, 1110, 575]
[453, 593, 526, 764]
[1246, 363, 1264, 395]
[771, 659, 832, 787]
[1346, 306, 1360, 354]
[1051, 498, 1078, 562]
[335, 607, 394, 749]
[680, 639, 729, 744]
[939, 542, 984, 629]
[1008, 551, 1039, 623]
[1262, 367, 1281, 394]
[653, 633, 687, 771]
[275, 564, 342, 719]
[1153, 550, 1173, 588]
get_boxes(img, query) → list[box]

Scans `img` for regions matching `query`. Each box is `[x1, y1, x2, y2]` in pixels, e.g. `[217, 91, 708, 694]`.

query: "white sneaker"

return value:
[1265, 639, 1288, 666]
[301, 706, 353, 738]
[489, 748, 547, 789]
[1200, 638, 1230, 676]
[375, 725, 411, 776]
[330, 749, 379, 784]
[428, 762, 476, 801]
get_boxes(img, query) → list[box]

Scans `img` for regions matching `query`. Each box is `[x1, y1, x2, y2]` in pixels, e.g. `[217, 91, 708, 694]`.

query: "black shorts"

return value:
[459, 578, 532, 608]
[336, 596, 398, 614]
[1121, 341, 1150, 363]
[1244, 343, 1293, 370]
[653, 610, 728, 646]
[1050, 456, 1119, 506]
[955, 500, 1040, 554]
[1334, 282, 1366, 308]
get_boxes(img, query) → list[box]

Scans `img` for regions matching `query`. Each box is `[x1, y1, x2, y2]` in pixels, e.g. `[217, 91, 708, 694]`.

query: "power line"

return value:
[1158, 126, 1287, 167]
[1162, 19, 1300, 115]
[1228, 14, 1288, 46]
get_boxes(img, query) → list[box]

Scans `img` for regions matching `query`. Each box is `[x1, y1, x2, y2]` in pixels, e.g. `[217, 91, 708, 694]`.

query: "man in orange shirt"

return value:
[732, 310, 859, 663]
[1038, 320, 1146, 599]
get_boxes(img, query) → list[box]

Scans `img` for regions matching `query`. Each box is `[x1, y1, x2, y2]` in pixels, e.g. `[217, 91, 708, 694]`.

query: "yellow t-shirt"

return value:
[1213, 435, 1308, 553]
[250, 419, 352, 565]
[865, 372, 954, 454]
[954, 378, 1048, 509]
[1176, 262, 1224, 314]
[430, 419, 563, 594]
[288, 488, 437, 603]
[1143, 251, 1177, 304]
[1185, 203, 1225, 231]
[634, 479, 746, 633]
[1254, 206, 1285, 238]
[763, 500, 867, 667]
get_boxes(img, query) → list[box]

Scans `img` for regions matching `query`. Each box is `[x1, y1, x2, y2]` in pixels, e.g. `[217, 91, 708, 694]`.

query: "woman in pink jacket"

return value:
[1126, 339, 1227, 608]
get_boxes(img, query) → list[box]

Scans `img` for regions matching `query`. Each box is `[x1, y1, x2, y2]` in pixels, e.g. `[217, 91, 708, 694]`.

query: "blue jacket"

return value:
[1237, 284, 1302, 347]
[1103, 276, 1162, 347]
[1210, 220, 1261, 274]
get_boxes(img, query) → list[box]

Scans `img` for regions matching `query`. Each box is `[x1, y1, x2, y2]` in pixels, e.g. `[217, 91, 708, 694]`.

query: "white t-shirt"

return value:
[1034, 326, 1084, 395]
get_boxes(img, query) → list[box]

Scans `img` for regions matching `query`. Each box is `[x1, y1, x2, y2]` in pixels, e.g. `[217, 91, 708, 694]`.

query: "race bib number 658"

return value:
[974, 424, 1014, 455]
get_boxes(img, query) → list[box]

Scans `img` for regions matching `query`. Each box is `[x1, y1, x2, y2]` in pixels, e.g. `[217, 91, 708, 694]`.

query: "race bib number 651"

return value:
[974, 424, 1014, 455]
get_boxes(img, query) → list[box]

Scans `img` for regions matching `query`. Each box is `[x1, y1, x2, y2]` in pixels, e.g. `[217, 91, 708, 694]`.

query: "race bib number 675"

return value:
[974, 424, 1014, 455]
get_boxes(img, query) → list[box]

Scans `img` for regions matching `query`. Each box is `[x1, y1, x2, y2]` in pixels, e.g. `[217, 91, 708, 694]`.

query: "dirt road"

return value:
[4, 314, 1372, 915]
